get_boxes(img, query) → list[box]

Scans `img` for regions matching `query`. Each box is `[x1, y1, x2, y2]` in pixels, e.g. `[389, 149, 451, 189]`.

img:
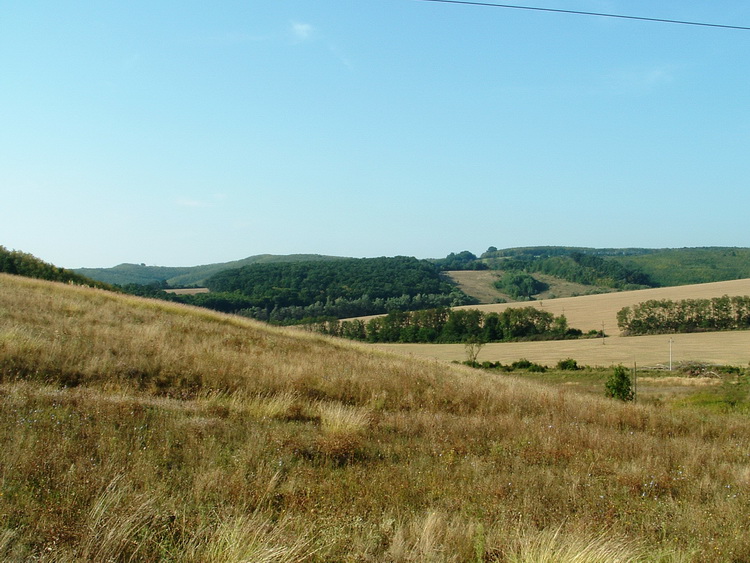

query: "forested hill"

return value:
[0, 246, 111, 289]
[197, 256, 475, 322]
[75, 254, 347, 286]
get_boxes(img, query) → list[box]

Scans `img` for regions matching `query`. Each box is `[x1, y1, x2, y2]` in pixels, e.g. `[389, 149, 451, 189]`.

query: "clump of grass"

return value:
[234, 392, 314, 421]
[501, 526, 684, 563]
[373, 511, 483, 563]
[187, 513, 316, 563]
[318, 402, 371, 435]
[316, 402, 371, 462]
[78, 475, 159, 562]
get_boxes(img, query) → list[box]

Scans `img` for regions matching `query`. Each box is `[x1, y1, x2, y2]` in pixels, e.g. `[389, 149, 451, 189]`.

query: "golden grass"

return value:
[2, 273, 750, 561]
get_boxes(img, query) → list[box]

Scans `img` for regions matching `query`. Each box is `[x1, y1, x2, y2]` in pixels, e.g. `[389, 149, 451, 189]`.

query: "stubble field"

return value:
[373, 278, 750, 367]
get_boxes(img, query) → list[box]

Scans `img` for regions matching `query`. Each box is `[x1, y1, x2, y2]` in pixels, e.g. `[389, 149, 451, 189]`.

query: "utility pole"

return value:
[668, 337, 674, 371]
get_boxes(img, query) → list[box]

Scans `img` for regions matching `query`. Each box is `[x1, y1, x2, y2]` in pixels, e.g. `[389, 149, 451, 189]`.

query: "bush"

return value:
[510, 359, 546, 372]
[556, 358, 579, 371]
[605, 365, 634, 401]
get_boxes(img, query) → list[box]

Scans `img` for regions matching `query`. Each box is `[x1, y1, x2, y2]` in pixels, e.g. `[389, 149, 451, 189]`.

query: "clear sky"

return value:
[2, 1, 749, 268]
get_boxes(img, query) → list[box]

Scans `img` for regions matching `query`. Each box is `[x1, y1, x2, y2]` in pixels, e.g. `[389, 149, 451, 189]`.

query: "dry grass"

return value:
[2, 273, 750, 561]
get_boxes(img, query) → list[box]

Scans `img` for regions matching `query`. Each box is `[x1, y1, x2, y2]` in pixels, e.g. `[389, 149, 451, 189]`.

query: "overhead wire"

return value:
[415, 0, 750, 32]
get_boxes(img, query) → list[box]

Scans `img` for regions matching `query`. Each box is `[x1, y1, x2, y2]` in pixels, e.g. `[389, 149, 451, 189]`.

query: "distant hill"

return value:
[75, 254, 347, 286]
[610, 247, 750, 287]
[479, 246, 750, 289]
[74, 246, 750, 290]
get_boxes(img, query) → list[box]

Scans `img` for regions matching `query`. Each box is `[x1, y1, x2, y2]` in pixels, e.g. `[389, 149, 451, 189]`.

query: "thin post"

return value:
[669, 338, 674, 371]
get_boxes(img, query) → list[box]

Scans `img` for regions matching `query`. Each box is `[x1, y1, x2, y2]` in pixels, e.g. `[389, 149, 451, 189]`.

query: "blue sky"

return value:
[2, 1, 749, 268]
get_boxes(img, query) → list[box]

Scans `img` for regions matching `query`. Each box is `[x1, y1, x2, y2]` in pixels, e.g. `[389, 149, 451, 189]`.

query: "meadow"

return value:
[1, 273, 750, 561]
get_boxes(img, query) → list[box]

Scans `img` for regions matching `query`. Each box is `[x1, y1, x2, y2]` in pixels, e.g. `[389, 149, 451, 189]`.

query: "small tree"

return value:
[605, 365, 634, 401]
[464, 337, 485, 367]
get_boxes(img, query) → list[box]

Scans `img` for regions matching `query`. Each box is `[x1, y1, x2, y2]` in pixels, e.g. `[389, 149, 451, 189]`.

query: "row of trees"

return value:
[617, 295, 750, 336]
[314, 306, 585, 344]
[232, 291, 473, 323]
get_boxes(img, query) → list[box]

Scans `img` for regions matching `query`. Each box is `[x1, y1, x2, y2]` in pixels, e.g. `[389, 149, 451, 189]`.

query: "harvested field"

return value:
[373, 329, 750, 367]
[370, 279, 750, 367]
[453, 277, 750, 334]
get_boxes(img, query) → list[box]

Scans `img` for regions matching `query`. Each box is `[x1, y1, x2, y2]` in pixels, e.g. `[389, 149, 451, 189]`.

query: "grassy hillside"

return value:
[75, 253, 347, 287]
[0, 245, 112, 290]
[444, 270, 614, 304]
[612, 247, 750, 287]
[479, 246, 750, 290]
[2, 273, 750, 560]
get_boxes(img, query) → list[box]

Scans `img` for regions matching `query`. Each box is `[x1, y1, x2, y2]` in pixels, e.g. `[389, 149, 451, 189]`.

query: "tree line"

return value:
[0, 246, 111, 289]
[617, 295, 750, 336]
[314, 306, 588, 344]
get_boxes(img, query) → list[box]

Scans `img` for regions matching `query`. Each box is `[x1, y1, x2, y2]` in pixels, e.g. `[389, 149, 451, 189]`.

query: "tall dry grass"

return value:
[1, 273, 750, 561]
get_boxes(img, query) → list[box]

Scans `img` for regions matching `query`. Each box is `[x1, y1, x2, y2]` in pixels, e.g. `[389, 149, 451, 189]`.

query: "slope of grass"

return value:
[444, 270, 613, 304]
[2, 274, 750, 561]
[614, 247, 750, 287]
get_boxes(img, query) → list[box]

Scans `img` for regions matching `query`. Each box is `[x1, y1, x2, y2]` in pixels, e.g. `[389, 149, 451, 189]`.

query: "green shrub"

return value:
[556, 358, 579, 371]
[605, 365, 634, 401]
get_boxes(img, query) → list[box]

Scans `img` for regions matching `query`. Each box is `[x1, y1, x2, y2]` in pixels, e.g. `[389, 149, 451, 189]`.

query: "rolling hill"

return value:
[1, 273, 750, 560]
[75, 247, 750, 291]
[75, 253, 347, 286]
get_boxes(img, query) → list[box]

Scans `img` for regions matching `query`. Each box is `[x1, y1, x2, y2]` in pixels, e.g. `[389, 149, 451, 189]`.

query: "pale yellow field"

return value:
[373, 330, 750, 367]
[372, 278, 750, 367]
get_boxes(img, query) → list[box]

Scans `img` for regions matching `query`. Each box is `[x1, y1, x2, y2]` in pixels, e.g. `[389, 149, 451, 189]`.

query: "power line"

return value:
[415, 0, 750, 31]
